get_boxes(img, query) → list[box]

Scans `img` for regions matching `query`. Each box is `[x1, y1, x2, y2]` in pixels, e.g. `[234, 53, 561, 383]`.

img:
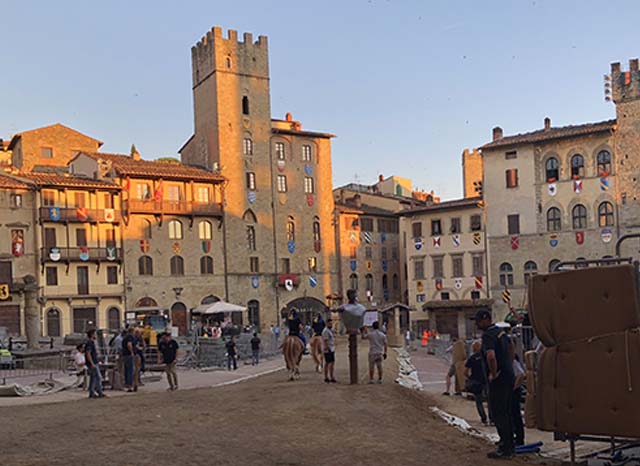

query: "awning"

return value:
[192, 301, 247, 314]
[379, 303, 414, 313]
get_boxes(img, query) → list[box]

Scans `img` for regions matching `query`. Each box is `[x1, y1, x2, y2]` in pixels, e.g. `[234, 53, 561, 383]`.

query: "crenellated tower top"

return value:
[611, 58, 640, 103]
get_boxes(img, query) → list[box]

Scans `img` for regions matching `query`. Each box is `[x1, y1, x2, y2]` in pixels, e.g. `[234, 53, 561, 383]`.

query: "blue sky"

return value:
[2, 0, 640, 199]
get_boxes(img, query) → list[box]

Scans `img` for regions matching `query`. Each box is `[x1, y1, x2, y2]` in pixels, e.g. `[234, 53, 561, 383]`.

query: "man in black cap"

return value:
[474, 309, 515, 459]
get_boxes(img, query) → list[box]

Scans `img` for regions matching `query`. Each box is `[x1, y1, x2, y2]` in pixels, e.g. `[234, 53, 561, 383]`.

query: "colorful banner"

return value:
[11, 229, 24, 257]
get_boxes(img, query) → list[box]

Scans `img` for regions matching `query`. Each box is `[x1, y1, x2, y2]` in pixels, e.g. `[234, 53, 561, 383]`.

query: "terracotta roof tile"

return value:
[79, 152, 224, 182]
[0, 174, 32, 189]
[480, 119, 615, 150]
[15, 172, 119, 189]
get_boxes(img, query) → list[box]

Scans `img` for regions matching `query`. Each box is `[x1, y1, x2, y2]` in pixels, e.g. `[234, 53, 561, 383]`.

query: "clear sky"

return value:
[2, 0, 640, 199]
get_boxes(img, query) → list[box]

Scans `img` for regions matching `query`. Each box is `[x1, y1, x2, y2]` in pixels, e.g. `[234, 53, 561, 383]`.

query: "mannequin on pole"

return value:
[337, 289, 366, 385]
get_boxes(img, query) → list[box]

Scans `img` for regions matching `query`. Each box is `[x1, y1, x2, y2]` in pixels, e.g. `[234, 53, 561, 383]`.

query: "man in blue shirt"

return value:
[85, 329, 107, 399]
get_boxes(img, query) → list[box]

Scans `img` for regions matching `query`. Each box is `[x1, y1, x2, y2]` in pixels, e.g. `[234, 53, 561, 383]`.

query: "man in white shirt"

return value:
[321, 319, 336, 383]
[362, 321, 388, 384]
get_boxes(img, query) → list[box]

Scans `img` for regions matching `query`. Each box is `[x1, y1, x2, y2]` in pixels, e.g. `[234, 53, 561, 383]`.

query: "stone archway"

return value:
[282, 297, 328, 324]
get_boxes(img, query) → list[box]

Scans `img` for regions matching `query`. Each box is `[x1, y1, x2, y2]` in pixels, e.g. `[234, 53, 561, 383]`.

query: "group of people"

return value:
[73, 327, 181, 398]
[446, 309, 527, 460]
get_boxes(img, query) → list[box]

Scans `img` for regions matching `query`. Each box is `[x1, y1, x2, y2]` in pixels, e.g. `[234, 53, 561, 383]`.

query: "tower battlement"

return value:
[611, 58, 640, 103]
[191, 26, 269, 87]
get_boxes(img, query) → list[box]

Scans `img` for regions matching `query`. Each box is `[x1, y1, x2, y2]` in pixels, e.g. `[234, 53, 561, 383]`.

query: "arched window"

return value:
[242, 96, 250, 115]
[107, 307, 120, 332]
[313, 218, 321, 242]
[248, 300, 260, 328]
[546, 207, 561, 232]
[243, 138, 253, 156]
[576, 257, 588, 269]
[392, 273, 399, 290]
[572, 204, 587, 229]
[168, 220, 183, 240]
[365, 274, 374, 291]
[548, 259, 561, 272]
[349, 273, 358, 290]
[170, 256, 184, 275]
[225, 56, 232, 69]
[46, 308, 60, 337]
[141, 218, 152, 239]
[138, 256, 153, 275]
[135, 297, 158, 307]
[200, 256, 214, 274]
[382, 274, 389, 290]
[597, 150, 611, 175]
[246, 225, 256, 251]
[499, 262, 514, 287]
[201, 295, 220, 305]
[199, 221, 212, 240]
[243, 209, 257, 223]
[545, 157, 559, 182]
[598, 201, 614, 227]
[571, 154, 585, 178]
[523, 261, 538, 286]
[286, 217, 295, 242]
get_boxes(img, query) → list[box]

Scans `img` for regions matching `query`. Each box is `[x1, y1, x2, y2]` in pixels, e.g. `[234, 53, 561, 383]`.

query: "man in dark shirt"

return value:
[121, 327, 136, 392]
[158, 332, 179, 391]
[312, 314, 325, 337]
[250, 333, 261, 366]
[464, 340, 490, 424]
[226, 336, 237, 371]
[475, 309, 515, 459]
[85, 329, 106, 399]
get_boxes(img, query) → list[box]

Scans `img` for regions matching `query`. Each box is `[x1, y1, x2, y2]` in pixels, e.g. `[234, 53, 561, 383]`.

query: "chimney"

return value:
[130, 144, 140, 161]
[285, 112, 293, 122]
[378, 174, 384, 182]
[544, 117, 551, 130]
[492, 126, 503, 141]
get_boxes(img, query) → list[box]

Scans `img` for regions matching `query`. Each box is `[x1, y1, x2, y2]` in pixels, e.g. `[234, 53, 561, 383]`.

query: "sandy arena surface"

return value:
[1, 341, 533, 466]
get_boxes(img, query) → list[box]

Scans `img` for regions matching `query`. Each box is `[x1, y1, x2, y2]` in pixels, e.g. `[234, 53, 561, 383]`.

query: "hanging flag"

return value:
[454, 278, 462, 290]
[502, 289, 512, 304]
[76, 207, 89, 222]
[362, 231, 372, 243]
[474, 276, 483, 289]
[104, 208, 115, 222]
[473, 232, 481, 245]
[416, 281, 424, 293]
[248, 191, 256, 204]
[349, 231, 357, 243]
[11, 229, 24, 257]
[381, 232, 387, 243]
[284, 278, 294, 291]
[435, 279, 443, 290]
[306, 194, 314, 207]
[601, 228, 613, 243]
[277, 160, 285, 172]
[79, 246, 90, 261]
[106, 246, 117, 261]
[251, 276, 260, 289]
[287, 241, 296, 253]
[49, 207, 61, 222]
[511, 236, 519, 250]
[414, 237, 423, 250]
[314, 240, 321, 253]
[600, 176, 610, 191]
[202, 240, 211, 253]
[575, 231, 585, 245]
[432, 236, 440, 248]
[49, 247, 61, 261]
[172, 242, 181, 254]
[366, 260, 373, 271]
[573, 179, 582, 194]
[140, 240, 150, 254]
[153, 180, 163, 202]
[350, 260, 357, 272]
[548, 182, 557, 196]
[452, 234, 461, 247]
[309, 275, 318, 287]
[549, 234, 558, 248]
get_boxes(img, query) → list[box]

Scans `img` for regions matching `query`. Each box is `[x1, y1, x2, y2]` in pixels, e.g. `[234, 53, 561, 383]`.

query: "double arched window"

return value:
[200, 256, 213, 274]
[597, 150, 611, 175]
[545, 157, 559, 182]
[138, 256, 153, 275]
[349, 273, 358, 290]
[572, 204, 587, 229]
[499, 262, 514, 287]
[199, 221, 212, 240]
[170, 256, 184, 276]
[365, 274, 374, 291]
[548, 259, 561, 272]
[546, 207, 561, 232]
[286, 217, 295, 242]
[46, 308, 61, 337]
[571, 154, 585, 178]
[598, 201, 614, 227]
[168, 220, 183, 240]
[524, 261, 538, 285]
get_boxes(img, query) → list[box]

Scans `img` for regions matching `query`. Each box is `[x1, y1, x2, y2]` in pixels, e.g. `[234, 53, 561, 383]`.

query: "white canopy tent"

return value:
[192, 301, 247, 315]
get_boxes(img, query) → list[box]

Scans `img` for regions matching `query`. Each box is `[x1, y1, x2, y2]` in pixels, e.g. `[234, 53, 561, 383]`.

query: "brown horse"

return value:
[282, 335, 304, 380]
[310, 335, 324, 373]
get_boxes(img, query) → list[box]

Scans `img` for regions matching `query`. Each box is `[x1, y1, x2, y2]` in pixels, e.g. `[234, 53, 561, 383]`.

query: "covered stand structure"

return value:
[191, 301, 247, 326]
[379, 303, 412, 347]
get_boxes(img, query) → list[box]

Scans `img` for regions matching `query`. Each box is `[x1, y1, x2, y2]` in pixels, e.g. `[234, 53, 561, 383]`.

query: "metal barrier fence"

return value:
[0, 354, 70, 385]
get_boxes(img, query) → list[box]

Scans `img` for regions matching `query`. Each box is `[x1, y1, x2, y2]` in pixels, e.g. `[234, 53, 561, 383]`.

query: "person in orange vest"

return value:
[421, 330, 429, 347]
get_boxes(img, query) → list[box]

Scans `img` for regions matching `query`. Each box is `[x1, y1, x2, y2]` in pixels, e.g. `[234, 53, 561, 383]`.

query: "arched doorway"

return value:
[46, 308, 61, 337]
[171, 302, 188, 336]
[248, 300, 260, 329]
[282, 297, 328, 324]
[108, 307, 121, 332]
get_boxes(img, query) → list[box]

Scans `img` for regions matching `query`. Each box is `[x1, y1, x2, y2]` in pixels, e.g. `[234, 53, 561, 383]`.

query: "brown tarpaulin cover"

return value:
[530, 265, 640, 437]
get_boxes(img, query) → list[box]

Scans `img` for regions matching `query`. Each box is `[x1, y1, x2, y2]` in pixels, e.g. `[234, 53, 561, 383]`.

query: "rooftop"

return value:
[400, 196, 482, 217]
[77, 152, 225, 183]
[336, 202, 398, 217]
[0, 174, 32, 189]
[7, 123, 103, 150]
[14, 172, 119, 190]
[479, 119, 616, 150]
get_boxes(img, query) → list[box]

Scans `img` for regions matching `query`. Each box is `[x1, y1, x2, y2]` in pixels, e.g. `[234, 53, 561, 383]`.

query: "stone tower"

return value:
[461, 148, 483, 198]
[611, 59, 640, 231]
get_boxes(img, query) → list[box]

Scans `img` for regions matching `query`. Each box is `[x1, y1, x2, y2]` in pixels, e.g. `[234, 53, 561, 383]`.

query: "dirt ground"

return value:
[1, 341, 530, 466]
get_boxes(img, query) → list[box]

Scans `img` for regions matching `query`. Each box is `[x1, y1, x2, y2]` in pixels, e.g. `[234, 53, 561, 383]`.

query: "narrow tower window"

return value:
[242, 96, 250, 115]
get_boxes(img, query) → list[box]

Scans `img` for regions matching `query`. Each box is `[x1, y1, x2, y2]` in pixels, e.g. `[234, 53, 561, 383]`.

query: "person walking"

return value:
[474, 310, 515, 459]
[321, 318, 336, 383]
[73, 343, 87, 388]
[85, 329, 107, 399]
[512, 355, 526, 447]
[226, 336, 238, 371]
[464, 340, 490, 425]
[250, 332, 261, 366]
[405, 329, 411, 349]
[133, 328, 146, 389]
[122, 327, 136, 392]
[362, 321, 387, 384]
[158, 332, 179, 391]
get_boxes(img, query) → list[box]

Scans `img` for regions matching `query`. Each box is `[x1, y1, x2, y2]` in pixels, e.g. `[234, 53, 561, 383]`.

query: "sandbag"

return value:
[524, 369, 537, 428]
[535, 346, 557, 432]
[529, 265, 640, 347]
[451, 339, 466, 363]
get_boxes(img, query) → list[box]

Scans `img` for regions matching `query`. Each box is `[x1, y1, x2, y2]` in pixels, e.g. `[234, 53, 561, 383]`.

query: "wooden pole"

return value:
[349, 331, 358, 384]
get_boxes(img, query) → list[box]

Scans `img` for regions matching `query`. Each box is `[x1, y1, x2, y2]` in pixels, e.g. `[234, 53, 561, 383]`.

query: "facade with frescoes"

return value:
[180, 26, 339, 328]
[480, 118, 619, 319]
[399, 197, 489, 338]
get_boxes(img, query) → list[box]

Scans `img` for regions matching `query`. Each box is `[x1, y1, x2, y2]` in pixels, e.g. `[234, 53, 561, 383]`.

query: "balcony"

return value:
[40, 247, 123, 263]
[127, 199, 222, 216]
[43, 284, 124, 300]
[39, 207, 122, 223]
